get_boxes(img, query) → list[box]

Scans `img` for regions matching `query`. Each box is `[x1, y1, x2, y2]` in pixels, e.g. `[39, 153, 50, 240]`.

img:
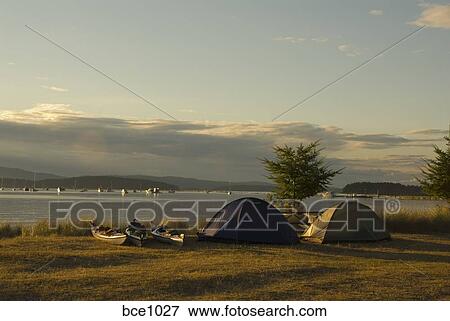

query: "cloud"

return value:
[337, 44, 362, 57]
[0, 104, 81, 124]
[311, 37, 329, 43]
[417, 1, 431, 8]
[0, 106, 441, 184]
[273, 36, 306, 44]
[41, 85, 69, 92]
[405, 128, 448, 136]
[369, 9, 384, 16]
[329, 158, 422, 186]
[274, 36, 329, 44]
[412, 4, 450, 29]
[343, 133, 410, 148]
[178, 108, 197, 114]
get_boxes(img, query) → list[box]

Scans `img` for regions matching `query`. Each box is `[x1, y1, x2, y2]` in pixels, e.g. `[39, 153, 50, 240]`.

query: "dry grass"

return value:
[0, 233, 449, 300]
[0, 220, 199, 239]
[0, 221, 91, 239]
[387, 207, 450, 234]
[2, 206, 448, 239]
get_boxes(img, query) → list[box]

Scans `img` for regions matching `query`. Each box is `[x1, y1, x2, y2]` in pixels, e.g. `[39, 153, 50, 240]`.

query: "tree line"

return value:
[342, 182, 423, 196]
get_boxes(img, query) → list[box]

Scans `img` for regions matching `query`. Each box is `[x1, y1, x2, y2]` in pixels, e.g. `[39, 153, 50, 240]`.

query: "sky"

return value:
[0, 0, 449, 186]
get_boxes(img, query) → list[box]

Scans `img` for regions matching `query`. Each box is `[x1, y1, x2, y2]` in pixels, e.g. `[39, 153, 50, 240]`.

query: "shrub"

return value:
[0, 224, 21, 238]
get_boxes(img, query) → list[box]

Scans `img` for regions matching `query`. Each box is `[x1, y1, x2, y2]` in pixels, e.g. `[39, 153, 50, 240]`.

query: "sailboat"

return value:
[106, 180, 113, 192]
[31, 172, 38, 192]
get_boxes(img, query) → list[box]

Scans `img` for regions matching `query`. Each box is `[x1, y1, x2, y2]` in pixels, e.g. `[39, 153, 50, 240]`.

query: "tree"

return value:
[262, 141, 342, 200]
[418, 136, 450, 200]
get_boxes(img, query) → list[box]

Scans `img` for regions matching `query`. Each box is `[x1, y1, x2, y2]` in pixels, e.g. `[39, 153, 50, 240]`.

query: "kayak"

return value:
[125, 227, 148, 247]
[90, 222, 127, 245]
[151, 226, 184, 246]
[125, 220, 148, 247]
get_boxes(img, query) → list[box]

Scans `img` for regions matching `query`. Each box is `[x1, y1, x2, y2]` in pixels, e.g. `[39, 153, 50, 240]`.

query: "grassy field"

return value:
[386, 207, 450, 234]
[0, 233, 449, 300]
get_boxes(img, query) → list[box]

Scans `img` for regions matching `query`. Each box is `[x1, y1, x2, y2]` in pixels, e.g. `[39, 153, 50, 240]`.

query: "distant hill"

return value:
[326, 186, 343, 193]
[125, 175, 275, 191]
[0, 178, 34, 188]
[0, 165, 275, 191]
[36, 176, 177, 190]
[212, 184, 274, 192]
[0, 166, 61, 181]
[343, 182, 424, 196]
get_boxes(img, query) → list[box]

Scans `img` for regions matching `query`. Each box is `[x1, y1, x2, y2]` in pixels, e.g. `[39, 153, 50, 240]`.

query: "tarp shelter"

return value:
[301, 201, 390, 243]
[197, 197, 298, 244]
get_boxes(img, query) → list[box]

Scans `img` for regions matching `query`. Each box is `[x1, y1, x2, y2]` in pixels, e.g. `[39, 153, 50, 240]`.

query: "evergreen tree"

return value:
[418, 136, 450, 200]
[262, 141, 342, 200]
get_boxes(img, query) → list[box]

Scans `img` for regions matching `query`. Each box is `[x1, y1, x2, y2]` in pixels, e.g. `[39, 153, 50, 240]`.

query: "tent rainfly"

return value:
[301, 201, 391, 243]
[197, 197, 298, 244]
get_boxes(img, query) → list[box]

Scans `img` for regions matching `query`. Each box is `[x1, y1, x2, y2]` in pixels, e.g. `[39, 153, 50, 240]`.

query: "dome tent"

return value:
[197, 197, 298, 244]
[301, 200, 390, 243]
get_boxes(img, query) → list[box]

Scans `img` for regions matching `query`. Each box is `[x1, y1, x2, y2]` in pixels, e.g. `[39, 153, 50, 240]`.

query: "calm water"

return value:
[0, 190, 264, 224]
[0, 190, 447, 224]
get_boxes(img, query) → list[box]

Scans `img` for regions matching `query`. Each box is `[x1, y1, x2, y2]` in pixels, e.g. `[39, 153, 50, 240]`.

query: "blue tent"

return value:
[197, 197, 298, 244]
